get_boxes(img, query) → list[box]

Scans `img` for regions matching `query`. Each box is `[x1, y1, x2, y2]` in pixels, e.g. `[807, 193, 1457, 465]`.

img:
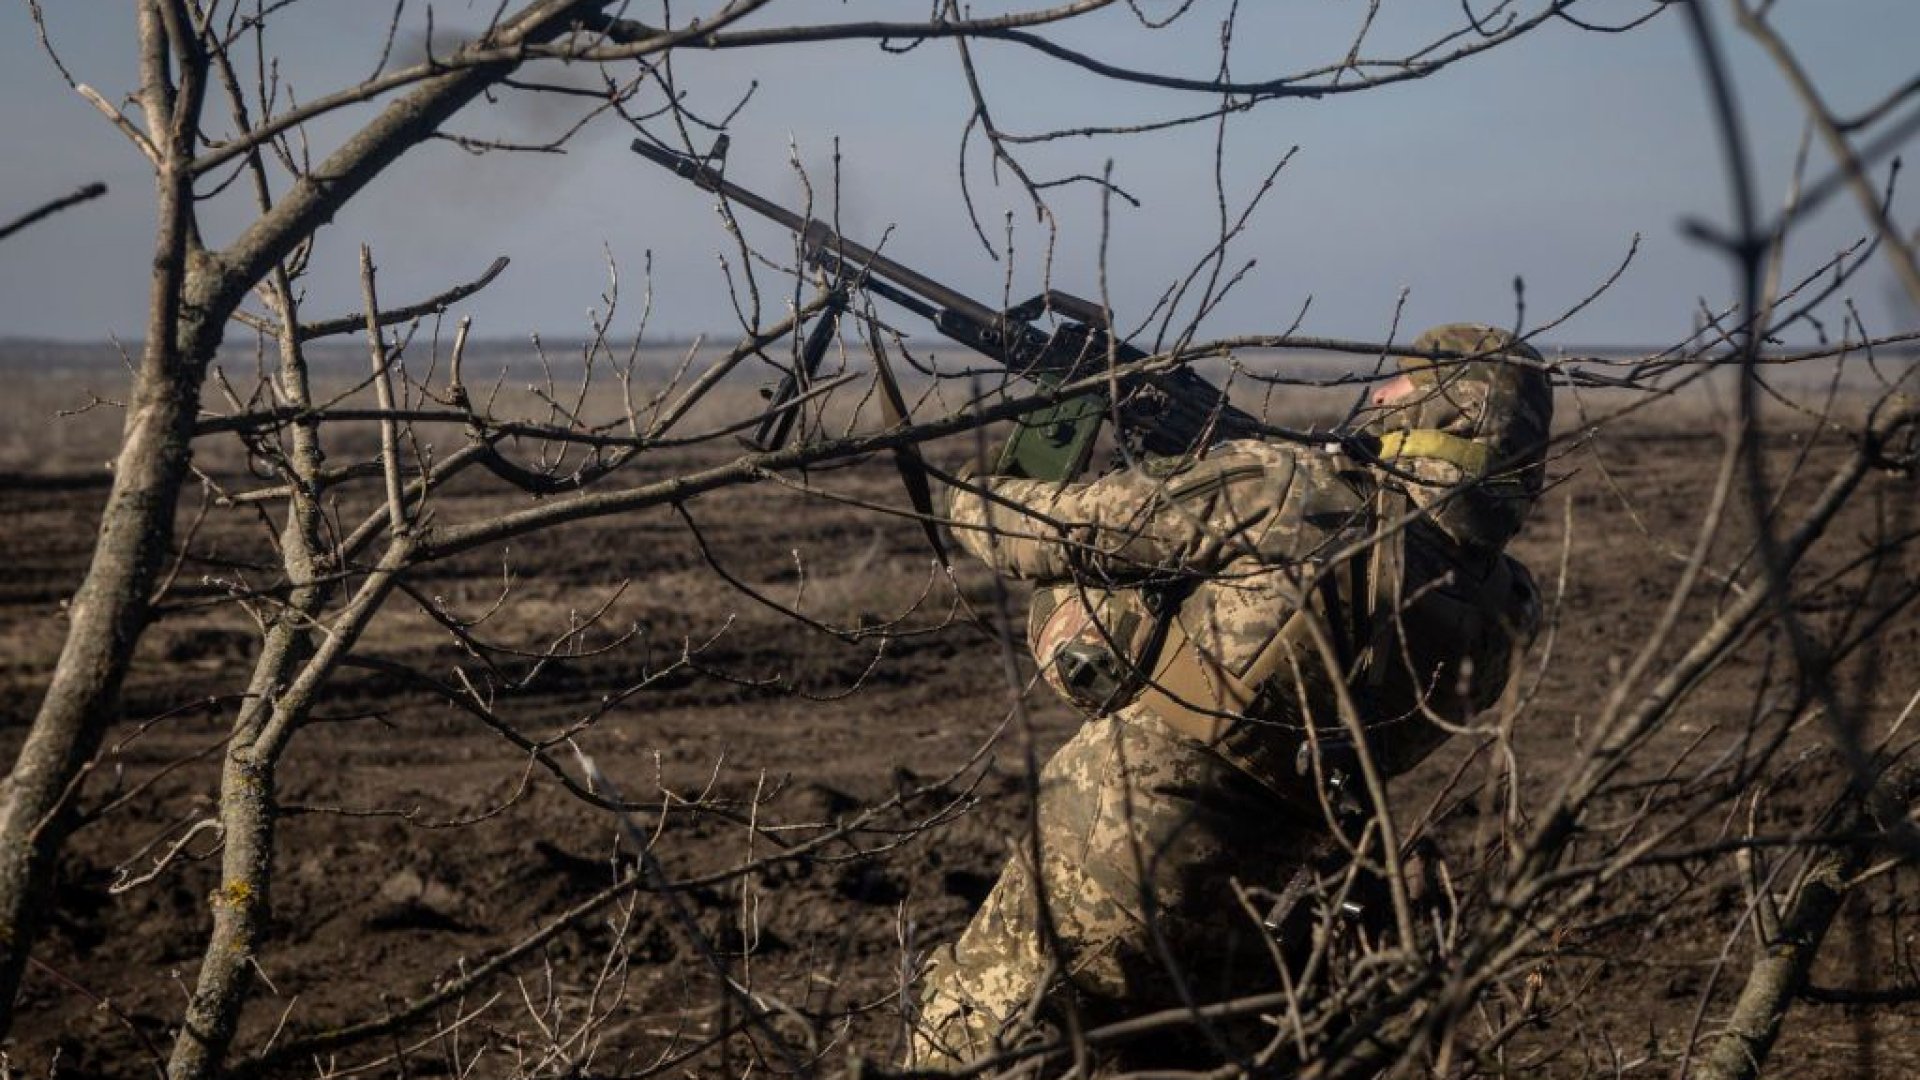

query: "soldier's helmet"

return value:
[1371, 323, 1554, 550]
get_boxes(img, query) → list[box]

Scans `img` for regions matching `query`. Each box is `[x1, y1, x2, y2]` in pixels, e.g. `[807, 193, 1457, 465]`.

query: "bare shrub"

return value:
[1, 3, 1917, 1079]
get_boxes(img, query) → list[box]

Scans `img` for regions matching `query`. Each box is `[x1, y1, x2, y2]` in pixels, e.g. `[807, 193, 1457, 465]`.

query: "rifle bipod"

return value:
[747, 288, 847, 453]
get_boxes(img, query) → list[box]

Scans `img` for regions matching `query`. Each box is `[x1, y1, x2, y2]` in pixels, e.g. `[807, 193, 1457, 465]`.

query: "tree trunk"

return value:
[1699, 768, 1918, 1080]
[0, 144, 215, 1032]
[1698, 845, 1857, 1080]
[0, 0, 604, 1036]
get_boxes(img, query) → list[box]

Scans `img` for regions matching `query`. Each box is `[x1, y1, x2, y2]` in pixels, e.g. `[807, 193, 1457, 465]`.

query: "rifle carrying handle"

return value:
[1005, 290, 1110, 328]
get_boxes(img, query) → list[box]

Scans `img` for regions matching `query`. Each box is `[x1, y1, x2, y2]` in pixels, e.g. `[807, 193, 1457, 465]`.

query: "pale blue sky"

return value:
[2, 2, 1916, 347]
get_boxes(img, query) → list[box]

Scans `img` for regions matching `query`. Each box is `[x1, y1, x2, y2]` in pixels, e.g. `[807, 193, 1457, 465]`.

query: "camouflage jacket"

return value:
[946, 438, 1539, 797]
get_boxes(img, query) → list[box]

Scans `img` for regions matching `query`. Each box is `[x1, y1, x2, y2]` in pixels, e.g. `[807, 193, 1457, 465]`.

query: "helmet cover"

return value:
[1371, 323, 1554, 549]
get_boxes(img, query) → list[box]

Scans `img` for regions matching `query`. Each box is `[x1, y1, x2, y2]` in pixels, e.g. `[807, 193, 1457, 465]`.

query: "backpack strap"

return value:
[1135, 599, 1315, 746]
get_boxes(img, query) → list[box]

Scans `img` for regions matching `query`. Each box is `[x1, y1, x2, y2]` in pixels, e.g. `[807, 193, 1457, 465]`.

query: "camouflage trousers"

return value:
[910, 706, 1330, 1072]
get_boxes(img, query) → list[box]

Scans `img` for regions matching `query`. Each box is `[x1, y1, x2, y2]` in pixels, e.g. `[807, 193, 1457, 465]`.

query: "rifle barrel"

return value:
[631, 139, 1001, 327]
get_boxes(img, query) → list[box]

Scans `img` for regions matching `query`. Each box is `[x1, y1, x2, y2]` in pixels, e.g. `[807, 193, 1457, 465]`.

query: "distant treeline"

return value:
[0, 336, 709, 375]
[4, 336, 1911, 378]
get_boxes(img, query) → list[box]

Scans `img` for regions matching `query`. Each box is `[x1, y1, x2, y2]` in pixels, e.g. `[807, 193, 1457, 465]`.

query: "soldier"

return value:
[911, 324, 1554, 1071]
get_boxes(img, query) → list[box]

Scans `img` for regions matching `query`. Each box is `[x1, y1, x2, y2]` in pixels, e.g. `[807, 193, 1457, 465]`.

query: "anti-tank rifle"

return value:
[630, 137, 1265, 482]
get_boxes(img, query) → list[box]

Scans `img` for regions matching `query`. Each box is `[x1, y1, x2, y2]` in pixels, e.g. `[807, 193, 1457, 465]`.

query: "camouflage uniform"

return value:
[909, 325, 1554, 1071]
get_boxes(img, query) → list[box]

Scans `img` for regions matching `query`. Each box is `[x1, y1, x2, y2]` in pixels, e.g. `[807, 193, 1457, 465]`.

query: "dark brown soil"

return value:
[2, 381, 1916, 1078]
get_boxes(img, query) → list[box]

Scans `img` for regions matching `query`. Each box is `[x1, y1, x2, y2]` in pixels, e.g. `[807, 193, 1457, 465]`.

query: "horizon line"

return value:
[6, 334, 1887, 360]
